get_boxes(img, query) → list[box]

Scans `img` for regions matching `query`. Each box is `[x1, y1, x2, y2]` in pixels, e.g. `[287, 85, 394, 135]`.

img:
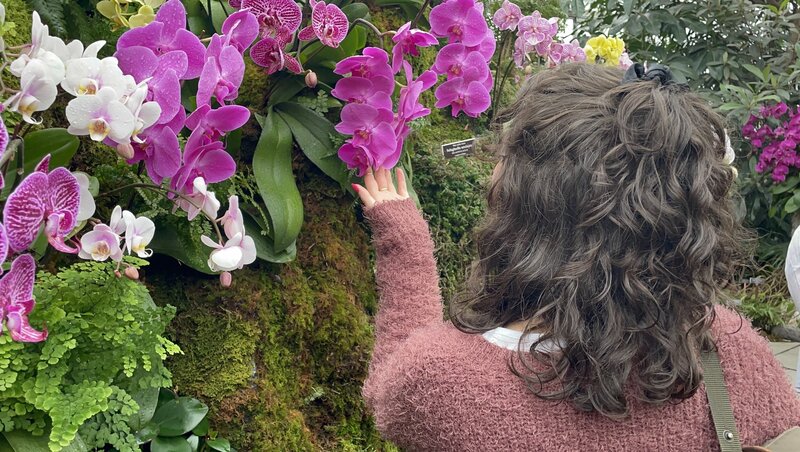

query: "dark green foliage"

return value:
[0, 260, 179, 451]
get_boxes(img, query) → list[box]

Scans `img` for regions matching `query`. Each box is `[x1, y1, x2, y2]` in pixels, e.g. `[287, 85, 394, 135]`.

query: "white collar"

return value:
[482, 327, 541, 351]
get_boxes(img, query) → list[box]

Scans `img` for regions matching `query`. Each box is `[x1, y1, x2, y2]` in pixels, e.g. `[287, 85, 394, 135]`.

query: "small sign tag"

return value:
[441, 138, 475, 159]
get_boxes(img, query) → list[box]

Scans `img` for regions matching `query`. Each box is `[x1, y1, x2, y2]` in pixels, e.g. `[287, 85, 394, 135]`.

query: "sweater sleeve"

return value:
[362, 199, 444, 402]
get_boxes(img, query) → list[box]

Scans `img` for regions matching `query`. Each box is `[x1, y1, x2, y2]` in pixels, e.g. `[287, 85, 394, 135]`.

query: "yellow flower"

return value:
[97, 0, 164, 29]
[129, 5, 156, 28]
[584, 35, 627, 66]
[97, 0, 129, 28]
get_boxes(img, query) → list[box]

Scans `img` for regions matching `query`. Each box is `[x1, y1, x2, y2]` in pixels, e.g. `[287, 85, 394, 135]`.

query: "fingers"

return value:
[352, 184, 375, 208]
[364, 167, 378, 194]
[383, 168, 398, 194]
[396, 168, 408, 198]
[374, 167, 389, 192]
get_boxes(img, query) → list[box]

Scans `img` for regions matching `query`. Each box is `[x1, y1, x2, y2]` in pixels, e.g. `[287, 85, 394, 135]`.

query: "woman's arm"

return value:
[354, 168, 444, 384]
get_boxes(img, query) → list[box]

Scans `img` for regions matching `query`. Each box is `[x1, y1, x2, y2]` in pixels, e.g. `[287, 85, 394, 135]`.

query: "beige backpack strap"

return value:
[701, 350, 743, 452]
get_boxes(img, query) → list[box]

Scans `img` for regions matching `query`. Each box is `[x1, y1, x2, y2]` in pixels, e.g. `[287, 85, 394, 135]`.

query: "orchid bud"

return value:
[124, 266, 140, 280]
[524, 65, 533, 75]
[220, 271, 232, 287]
[116, 142, 134, 160]
[114, 269, 122, 278]
[305, 71, 318, 88]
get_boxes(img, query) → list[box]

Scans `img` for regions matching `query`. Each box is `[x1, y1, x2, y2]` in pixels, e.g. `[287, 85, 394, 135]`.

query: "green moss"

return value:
[1, 0, 31, 93]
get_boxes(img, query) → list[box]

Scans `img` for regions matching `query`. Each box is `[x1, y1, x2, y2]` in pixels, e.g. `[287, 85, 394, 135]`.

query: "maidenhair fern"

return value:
[0, 260, 180, 451]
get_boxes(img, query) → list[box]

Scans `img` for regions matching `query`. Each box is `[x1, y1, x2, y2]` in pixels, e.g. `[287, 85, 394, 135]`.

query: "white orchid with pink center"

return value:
[66, 86, 136, 143]
[176, 177, 221, 221]
[79, 224, 124, 262]
[201, 195, 256, 273]
[4, 60, 58, 123]
[122, 210, 155, 257]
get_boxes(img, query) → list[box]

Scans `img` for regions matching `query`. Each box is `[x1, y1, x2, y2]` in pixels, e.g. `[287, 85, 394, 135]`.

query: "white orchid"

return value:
[124, 80, 161, 143]
[73, 172, 97, 222]
[201, 195, 256, 273]
[78, 224, 123, 262]
[219, 195, 243, 239]
[63, 57, 131, 97]
[66, 86, 135, 143]
[4, 60, 58, 124]
[177, 177, 221, 221]
[9, 12, 66, 84]
[109, 205, 127, 235]
[122, 210, 155, 258]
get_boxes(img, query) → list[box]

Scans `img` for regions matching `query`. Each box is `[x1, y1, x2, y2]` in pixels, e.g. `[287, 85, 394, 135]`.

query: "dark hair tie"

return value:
[621, 62, 675, 86]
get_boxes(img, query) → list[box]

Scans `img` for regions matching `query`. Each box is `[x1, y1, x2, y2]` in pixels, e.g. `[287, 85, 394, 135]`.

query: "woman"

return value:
[354, 63, 800, 450]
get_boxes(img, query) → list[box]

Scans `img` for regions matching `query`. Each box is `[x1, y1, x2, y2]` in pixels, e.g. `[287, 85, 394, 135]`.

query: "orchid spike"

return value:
[390, 22, 438, 73]
[429, 0, 489, 47]
[0, 254, 48, 342]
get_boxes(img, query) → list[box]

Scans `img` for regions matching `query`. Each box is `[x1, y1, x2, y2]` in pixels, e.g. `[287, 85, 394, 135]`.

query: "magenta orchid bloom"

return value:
[433, 44, 489, 80]
[548, 40, 586, 67]
[390, 22, 438, 73]
[333, 47, 395, 93]
[3, 167, 80, 254]
[331, 77, 394, 111]
[492, 0, 522, 31]
[335, 104, 397, 162]
[221, 9, 260, 53]
[186, 104, 251, 140]
[129, 124, 182, 185]
[243, 0, 302, 42]
[390, 62, 437, 168]
[429, 0, 489, 47]
[0, 114, 7, 190]
[0, 254, 47, 342]
[466, 28, 497, 61]
[434, 66, 491, 118]
[0, 224, 8, 271]
[250, 36, 302, 74]
[298, 0, 349, 48]
[171, 132, 236, 194]
[517, 11, 557, 57]
[197, 35, 246, 107]
[116, 0, 206, 79]
[338, 142, 376, 177]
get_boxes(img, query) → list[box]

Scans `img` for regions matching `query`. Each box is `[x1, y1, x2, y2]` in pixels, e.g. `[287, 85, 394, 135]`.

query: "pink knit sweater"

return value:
[362, 199, 800, 451]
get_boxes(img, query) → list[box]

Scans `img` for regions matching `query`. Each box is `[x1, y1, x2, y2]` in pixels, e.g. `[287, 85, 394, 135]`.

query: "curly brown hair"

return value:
[449, 63, 748, 418]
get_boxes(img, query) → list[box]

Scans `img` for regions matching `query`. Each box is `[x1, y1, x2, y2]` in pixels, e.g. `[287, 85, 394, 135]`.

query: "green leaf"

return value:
[23, 128, 80, 173]
[131, 387, 160, 431]
[301, 26, 366, 66]
[342, 3, 370, 21]
[135, 423, 160, 444]
[200, 0, 230, 33]
[785, 192, 800, 214]
[772, 176, 800, 194]
[3, 430, 88, 452]
[243, 210, 297, 263]
[207, 438, 232, 452]
[191, 417, 209, 436]
[184, 0, 216, 37]
[150, 397, 209, 437]
[742, 63, 768, 82]
[253, 110, 304, 251]
[187, 435, 199, 452]
[149, 218, 215, 274]
[266, 75, 306, 106]
[275, 103, 349, 188]
[151, 436, 193, 452]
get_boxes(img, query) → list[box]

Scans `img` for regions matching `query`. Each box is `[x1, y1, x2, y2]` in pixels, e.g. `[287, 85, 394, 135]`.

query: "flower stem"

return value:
[411, 0, 431, 29]
[490, 32, 511, 120]
[353, 18, 386, 47]
[99, 183, 225, 244]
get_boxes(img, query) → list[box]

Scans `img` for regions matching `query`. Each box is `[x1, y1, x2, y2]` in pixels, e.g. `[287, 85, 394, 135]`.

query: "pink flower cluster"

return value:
[115, 1, 253, 201]
[243, 0, 349, 74]
[430, 0, 496, 117]
[492, 1, 585, 68]
[332, 48, 437, 176]
[745, 102, 800, 182]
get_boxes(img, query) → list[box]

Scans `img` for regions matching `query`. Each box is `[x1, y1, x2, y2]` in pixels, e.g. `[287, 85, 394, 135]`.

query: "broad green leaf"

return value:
[785, 192, 800, 214]
[275, 103, 349, 188]
[3, 430, 88, 452]
[187, 435, 199, 452]
[200, 0, 230, 33]
[302, 26, 366, 65]
[134, 423, 160, 444]
[150, 397, 209, 437]
[151, 436, 193, 452]
[243, 210, 297, 263]
[192, 417, 209, 436]
[742, 63, 768, 82]
[342, 3, 370, 21]
[772, 176, 800, 194]
[149, 218, 214, 275]
[253, 110, 304, 251]
[207, 438, 232, 452]
[23, 128, 79, 173]
[184, 0, 215, 37]
[131, 387, 160, 431]
[267, 75, 306, 106]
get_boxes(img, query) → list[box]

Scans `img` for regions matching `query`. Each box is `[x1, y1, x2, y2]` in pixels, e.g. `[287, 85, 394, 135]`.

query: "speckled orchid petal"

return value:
[310, 1, 349, 48]
[249, 37, 285, 74]
[0, 224, 8, 271]
[0, 115, 7, 190]
[0, 254, 47, 343]
[221, 9, 259, 52]
[45, 168, 80, 253]
[34, 155, 51, 174]
[242, 0, 302, 40]
[3, 172, 48, 252]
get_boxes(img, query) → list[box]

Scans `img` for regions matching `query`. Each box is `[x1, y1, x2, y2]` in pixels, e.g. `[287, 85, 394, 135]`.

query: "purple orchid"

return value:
[331, 77, 394, 111]
[517, 11, 558, 57]
[338, 142, 376, 177]
[250, 35, 302, 74]
[390, 62, 437, 168]
[548, 40, 586, 67]
[298, 0, 349, 48]
[243, 0, 302, 42]
[335, 104, 397, 164]
[0, 254, 47, 342]
[429, 0, 489, 47]
[171, 131, 236, 194]
[465, 27, 497, 61]
[221, 9, 260, 53]
[0, 224, 7, 271]
[3, 167, 80, 253]
[334, 47, 395, 93]
[0, 114, 7, 190]
[129, 124, 182, 185]
[434, 66, 491, 118]
[116, 0, 206, 80]
[433, 44, 489, 80]
[78, 224, 123, 262]
[390, 22, 438, 73]
[185, 104, 251, 140]
[197, 34, 246, 107]
[492, 0, 522, 31]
